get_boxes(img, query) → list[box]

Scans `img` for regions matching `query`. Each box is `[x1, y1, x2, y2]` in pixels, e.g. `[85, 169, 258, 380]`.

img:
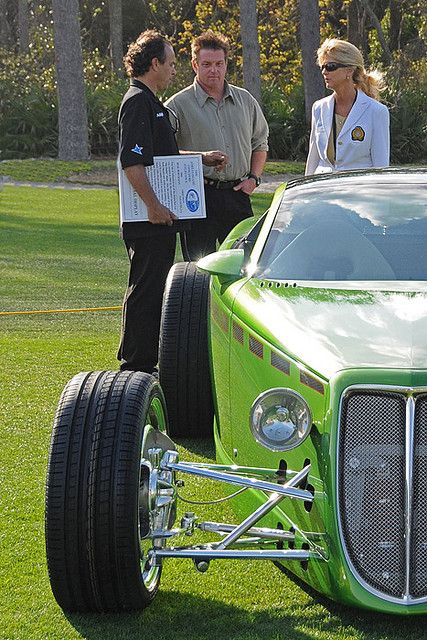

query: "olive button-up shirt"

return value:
[166, 79, 269, 181]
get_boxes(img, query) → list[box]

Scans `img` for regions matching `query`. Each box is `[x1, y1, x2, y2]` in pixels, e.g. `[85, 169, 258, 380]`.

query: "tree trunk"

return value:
[108, 0, 123, 75]
[238, 0, 262, 105]
[358, 0, 392, 65]
[298, 0, 325, 123]
[52, 0, 89, 160]
[0, 0, 12, 47]
[18, 0, 29, 53]
[347, 0, 363, 49]
[389, 0, 403, 52]
[347, 1, 370, 61]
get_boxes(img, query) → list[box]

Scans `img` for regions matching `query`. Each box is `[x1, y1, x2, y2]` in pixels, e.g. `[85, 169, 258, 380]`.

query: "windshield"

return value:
[257, 180, 427, 281]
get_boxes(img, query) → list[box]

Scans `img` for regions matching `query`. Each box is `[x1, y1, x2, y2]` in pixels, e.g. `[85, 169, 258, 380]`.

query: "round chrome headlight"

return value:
[250, 388, 312, 451]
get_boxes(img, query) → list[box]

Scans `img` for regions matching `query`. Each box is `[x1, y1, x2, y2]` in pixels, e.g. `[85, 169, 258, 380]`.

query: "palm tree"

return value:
[108, 0, 123, 75]
[239, 0, 262, 105]
[298, 0, 325, 123]
[52, 0, 89, 160]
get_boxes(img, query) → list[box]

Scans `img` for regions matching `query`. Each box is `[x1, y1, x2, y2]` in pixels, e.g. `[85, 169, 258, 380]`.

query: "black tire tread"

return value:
[159, 262, 213, 437]
[45, 370, 165, 612]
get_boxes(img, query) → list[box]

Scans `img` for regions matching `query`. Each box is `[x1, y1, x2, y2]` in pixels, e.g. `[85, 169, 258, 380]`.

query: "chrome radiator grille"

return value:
[411, 394, 427, 597]
[338, 389, 427, 602]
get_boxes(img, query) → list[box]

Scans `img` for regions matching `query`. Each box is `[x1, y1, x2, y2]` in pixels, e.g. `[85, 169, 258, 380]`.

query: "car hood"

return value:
[232, 281, 427, 379]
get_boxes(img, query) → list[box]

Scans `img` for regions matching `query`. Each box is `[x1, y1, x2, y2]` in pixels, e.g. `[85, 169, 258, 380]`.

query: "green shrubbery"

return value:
[0, 49, 56, 159]
[86, 78, 127, 156]
[386, 57, 427, 163]
[0, 46, 126, 160]
[261, 83, 309, 160]
[1, 47, 425, 163]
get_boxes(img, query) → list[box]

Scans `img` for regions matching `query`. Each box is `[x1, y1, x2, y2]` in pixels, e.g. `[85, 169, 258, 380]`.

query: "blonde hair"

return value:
[317, 38, 385, 101]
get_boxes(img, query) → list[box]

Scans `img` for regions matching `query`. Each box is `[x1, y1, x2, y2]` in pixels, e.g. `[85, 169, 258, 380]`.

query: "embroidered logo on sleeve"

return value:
[156, 112, 165, 118]
[131, 144, 144, 155]
[351, 126, 365, 141]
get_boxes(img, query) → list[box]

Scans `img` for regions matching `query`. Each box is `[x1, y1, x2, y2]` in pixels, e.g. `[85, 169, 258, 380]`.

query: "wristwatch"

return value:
[247, 172, 261, 187]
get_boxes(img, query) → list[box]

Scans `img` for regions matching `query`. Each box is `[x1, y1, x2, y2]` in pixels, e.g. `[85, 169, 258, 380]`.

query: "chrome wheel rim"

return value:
[138, 391, 174, 591]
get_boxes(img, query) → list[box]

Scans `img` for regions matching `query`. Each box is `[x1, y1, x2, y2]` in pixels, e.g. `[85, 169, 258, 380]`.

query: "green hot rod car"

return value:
[45, 168, 427, 615]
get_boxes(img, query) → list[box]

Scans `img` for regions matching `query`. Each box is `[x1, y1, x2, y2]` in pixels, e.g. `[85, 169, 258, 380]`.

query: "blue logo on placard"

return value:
[186, 189, 199, 213]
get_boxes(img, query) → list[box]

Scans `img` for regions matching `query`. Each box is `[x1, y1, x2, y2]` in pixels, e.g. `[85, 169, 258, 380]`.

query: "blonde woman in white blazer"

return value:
[305, 39, 390, 175]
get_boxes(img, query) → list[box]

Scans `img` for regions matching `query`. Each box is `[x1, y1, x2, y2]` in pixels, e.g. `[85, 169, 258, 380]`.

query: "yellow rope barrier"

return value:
[0, 305, 122, 317]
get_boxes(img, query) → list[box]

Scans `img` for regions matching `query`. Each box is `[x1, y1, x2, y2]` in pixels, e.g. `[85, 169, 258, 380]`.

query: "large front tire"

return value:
[159, 262, 213, 437]
[45, 370, 173, 612]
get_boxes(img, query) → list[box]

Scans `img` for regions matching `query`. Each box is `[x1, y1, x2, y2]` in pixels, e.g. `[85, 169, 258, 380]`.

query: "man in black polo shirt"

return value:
[118, 30, 226, 373]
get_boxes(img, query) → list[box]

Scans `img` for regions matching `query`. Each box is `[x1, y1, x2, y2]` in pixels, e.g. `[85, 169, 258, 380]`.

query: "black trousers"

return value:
[117, 234, 176, 372]
[181, 186, 253, 261]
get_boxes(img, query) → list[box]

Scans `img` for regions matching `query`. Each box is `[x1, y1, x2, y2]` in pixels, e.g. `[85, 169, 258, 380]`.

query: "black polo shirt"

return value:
[118, 79, 188, 239]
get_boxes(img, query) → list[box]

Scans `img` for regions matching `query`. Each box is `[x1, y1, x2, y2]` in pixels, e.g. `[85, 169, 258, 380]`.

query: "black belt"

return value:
[204, 178, 242, 190]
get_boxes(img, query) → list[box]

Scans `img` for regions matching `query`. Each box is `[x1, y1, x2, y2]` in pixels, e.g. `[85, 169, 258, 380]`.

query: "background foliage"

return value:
[1, 0, 426, 162]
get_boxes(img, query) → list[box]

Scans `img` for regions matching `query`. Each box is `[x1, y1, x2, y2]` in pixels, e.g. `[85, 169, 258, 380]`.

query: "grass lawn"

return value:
[0, 158, 305, 184]
[1, 185, 425, 639]
[0, 159, 118, 184]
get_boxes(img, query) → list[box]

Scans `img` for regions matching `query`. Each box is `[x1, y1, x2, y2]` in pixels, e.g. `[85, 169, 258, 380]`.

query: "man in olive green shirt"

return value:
[166, 30, 269, 259]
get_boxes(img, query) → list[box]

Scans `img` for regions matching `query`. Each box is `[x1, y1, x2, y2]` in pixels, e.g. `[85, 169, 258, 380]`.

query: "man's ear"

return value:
[151, 57, 160, 72]
[191, 57, 198, 74]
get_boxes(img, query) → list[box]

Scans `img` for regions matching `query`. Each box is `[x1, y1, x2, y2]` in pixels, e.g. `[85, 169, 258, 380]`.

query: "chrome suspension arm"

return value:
[215, 465, 310, 550]
[162, 453, 312, 503]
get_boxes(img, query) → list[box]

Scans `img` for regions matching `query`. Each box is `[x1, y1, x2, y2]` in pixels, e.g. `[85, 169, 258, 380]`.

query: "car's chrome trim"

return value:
[405, 396, 415, 597]
[337, 384, 427, 606]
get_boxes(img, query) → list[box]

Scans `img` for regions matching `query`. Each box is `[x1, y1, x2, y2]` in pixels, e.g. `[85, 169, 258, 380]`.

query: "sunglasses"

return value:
[321, 62, 349, 72]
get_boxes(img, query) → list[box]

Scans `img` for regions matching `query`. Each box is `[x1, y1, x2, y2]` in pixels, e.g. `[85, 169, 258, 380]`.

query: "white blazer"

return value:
[305, 90, 390, 175]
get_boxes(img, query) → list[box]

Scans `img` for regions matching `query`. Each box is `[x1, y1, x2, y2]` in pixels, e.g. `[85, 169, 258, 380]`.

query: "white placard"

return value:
[118, 155, 206, 223]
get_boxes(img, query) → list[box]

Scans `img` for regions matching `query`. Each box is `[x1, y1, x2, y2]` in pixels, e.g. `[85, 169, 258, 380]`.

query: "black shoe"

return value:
[120, 363, 157, 375]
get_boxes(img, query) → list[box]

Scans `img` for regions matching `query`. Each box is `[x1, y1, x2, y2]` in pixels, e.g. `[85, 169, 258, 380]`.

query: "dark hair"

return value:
[123, 30, 171, 77]
[191, 30, 229, 61]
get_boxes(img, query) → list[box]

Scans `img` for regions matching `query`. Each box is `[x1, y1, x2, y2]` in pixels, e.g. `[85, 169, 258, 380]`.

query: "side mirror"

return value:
[197, 249, 245, 280]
